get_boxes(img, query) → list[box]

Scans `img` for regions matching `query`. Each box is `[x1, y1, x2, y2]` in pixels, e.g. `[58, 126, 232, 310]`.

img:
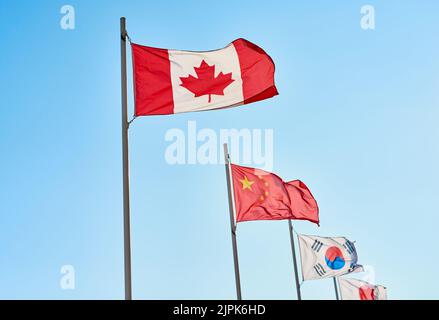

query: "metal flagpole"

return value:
[120, 17, 132, 300]
[288, 220, 302, 300]
[333, 277, 340, 300]
[223, 143, 242, 300]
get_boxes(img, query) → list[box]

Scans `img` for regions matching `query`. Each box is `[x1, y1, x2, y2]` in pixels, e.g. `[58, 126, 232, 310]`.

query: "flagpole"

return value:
[223, 143, 242, 300]
[333, 277, 340, 300]
[288, 220, 302, 300]
[120, 17, 132, 300]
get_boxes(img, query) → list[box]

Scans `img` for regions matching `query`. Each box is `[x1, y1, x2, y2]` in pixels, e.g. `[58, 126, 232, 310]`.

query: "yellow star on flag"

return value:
[240, 175, 254, 191]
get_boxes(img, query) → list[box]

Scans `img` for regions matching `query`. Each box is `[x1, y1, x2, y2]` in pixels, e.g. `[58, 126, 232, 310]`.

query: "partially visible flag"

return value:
[298, 234, 362, 281]
[230, 164, 319, 224]
[131, 38, 278, 116]
[339, 278, 387, 300]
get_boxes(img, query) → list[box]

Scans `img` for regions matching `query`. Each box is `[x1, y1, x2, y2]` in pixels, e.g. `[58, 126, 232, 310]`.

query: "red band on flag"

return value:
[131, 44, 174, 116]
[232, 38, 279, 105]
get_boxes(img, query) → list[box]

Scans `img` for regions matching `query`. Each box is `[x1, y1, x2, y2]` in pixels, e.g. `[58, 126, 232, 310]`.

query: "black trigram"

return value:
[343, 241, 355, 255]
[311, 239, 324, 252]
[313, 263, 327, 277]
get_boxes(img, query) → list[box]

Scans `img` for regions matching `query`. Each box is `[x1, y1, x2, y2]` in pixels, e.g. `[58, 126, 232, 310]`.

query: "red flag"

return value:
[231, 164, 319, 224]
[131, 38, 278, 116]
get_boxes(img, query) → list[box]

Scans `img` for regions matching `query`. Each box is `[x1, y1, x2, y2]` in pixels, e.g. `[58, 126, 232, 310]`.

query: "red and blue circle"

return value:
[324, 246, 345, 270]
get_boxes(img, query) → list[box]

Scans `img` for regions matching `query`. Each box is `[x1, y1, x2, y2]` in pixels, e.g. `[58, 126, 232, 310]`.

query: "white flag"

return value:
[298, 234, 363, 281]
[339, 278, 387, 300]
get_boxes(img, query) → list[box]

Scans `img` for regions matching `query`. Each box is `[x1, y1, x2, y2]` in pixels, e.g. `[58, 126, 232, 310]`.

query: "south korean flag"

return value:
[298, 234, 363, 281]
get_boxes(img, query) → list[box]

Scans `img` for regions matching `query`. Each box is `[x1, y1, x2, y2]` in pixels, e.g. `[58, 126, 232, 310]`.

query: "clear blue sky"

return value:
[0, 0, 438, 299]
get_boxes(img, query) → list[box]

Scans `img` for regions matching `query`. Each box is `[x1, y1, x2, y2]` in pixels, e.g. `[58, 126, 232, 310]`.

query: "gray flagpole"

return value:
[288, 220, 302, 300]
[333, 277, 340, 300]
[120, 17, 132, 300]
[223, 143, 242, 300]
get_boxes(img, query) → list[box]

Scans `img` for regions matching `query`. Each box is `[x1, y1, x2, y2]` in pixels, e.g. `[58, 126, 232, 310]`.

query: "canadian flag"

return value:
[339, 278, 388, 300]
[131, 38, 278, 116]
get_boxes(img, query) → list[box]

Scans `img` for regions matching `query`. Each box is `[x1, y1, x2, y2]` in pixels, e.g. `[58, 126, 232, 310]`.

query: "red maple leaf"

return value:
[179, 60, 234, 103]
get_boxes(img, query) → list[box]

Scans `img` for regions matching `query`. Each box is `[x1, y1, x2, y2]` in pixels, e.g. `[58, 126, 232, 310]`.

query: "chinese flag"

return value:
[231, 164, 319, 225]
